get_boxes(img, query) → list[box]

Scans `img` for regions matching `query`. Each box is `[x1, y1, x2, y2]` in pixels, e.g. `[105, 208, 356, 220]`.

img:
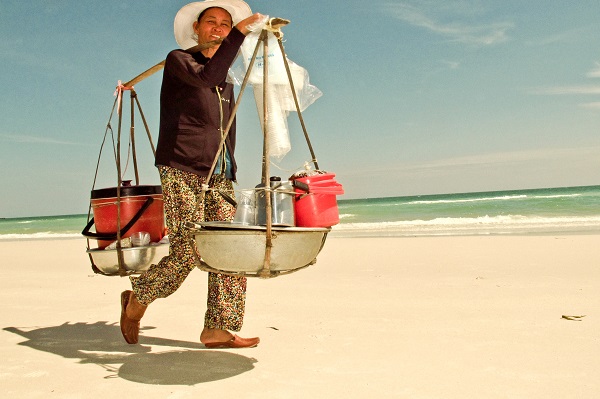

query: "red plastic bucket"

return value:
[88, 185, 165, 249]
[293, 173, 343, 227]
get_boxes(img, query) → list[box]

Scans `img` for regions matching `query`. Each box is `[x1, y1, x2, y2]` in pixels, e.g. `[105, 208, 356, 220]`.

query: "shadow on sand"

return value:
[4, 322, 257, 385]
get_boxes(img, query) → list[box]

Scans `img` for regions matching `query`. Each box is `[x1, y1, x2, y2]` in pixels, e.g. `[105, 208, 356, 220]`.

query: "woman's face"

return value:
[193, 7, 233, 45]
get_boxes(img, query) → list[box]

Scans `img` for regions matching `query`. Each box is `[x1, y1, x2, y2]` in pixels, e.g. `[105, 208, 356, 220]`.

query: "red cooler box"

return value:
[293, 173, 344, 227]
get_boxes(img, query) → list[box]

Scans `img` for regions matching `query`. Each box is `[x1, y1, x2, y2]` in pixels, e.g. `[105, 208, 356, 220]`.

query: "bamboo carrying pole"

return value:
[122, 41, 222, 88]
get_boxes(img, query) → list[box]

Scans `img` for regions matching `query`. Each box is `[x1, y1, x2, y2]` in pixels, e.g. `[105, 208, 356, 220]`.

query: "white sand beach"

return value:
[1, 235, 599, 398]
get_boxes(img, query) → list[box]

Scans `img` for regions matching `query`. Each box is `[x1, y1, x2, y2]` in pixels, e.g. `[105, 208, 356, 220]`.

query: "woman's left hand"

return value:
[236, 13, 268, 35]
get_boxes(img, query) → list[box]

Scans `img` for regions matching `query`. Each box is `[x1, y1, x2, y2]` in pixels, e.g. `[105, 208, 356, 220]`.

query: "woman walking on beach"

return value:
[120, 0, 265, 348]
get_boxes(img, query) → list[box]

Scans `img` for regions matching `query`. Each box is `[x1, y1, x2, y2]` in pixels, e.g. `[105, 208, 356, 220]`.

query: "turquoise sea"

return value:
[336, 185, 600, 237]
[2, 185, 600, 239]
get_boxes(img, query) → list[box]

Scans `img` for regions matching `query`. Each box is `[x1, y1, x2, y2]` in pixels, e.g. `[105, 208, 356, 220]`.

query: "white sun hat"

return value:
[174, 0, 252, 49]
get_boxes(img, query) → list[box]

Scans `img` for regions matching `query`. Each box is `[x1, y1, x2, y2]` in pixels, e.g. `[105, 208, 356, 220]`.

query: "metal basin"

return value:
[186, 222, 330, 278]
[86, 243, 169, 275]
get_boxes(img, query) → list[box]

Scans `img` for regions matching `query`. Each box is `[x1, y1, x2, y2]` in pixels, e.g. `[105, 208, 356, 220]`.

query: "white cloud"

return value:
[531, 86, 600, 95]
[353, 146, 600, 175]
[579, 102, 600, 109]
[587, 62, 600, 78]
[384, 1, 513, 45]
[442, 60, 461, 69]
[525, 25, 592, 47]
[531, 62, 600, 103]
[403, 147, 597, 172]
[0, 133, 81, 146]
[341, 145, 600, 198]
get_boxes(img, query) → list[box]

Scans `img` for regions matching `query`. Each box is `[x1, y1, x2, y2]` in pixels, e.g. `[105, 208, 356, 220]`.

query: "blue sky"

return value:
[1, 1, 600, 217]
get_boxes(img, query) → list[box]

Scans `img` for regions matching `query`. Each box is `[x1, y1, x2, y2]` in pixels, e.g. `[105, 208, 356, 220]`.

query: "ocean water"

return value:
[0, 214, 88, 240]
[2, 185, 600, 240]
[335, 185, 600, 237]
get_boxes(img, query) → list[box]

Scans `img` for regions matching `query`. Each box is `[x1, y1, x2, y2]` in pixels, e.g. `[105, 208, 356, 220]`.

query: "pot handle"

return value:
[305, 186, 345, 195]
[292, 180, 344, 195]
[81, 197, 154, 240]
[292, 180, 310, 192]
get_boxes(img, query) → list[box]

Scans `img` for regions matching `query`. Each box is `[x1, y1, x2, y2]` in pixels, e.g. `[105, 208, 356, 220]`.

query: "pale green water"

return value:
[2, 185, 600, 239]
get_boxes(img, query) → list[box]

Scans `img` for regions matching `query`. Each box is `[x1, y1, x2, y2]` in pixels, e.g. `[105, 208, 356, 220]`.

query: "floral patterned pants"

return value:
[130, 166, 247, 331]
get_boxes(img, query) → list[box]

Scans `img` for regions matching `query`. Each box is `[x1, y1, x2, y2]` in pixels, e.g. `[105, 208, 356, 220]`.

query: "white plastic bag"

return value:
[231, 30, 323, 160]
[252, 84, 291, 159]
[240, 31, 288, 85]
